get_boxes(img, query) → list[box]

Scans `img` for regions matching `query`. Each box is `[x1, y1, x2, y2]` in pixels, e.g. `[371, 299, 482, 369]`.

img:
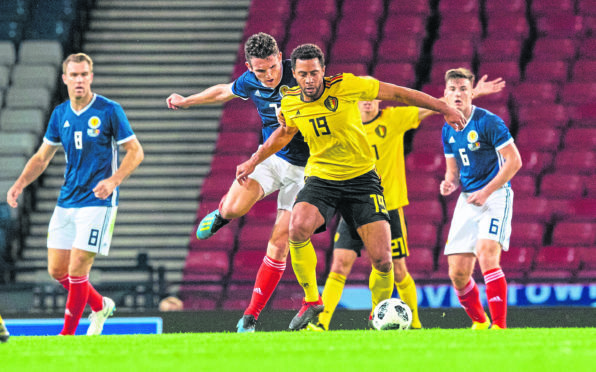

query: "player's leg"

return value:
[238, 209, 290, 333]
[389, 208, 422, 329]
[317, 244, 358, 330]
[59, 247, 96, 335]
[0, 314, 9, 342]
[359, 220, 394, 313]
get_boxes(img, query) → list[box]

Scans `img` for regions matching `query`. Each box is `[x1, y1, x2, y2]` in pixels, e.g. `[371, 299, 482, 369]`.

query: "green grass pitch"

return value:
[2, 328, 594, 372]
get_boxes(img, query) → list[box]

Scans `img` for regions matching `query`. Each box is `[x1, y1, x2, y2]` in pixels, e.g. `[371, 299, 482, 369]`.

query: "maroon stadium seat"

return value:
[289, 18, 333, 44]
[410, 126, 444, 154]
[214, 131, 260, 155]
[516, 149, 554, 176]
[243, 195, 278, 226]
[553, 149, 595, 175]
[516, 105, 569, 129]
[383, 15, 427, 39]
[237, 222, 274, 251]
[405, 151, 444, 173]
[511, 82, 558, 107]
[295, 0, 338, 21]
[577, 246, 596, 280]
[438, 17, 482, 41]
[335, 14, 380, 43]
[406, 200, 444, 225]
[515, 127, 561, 151]
[243, 20, 286, 46]
[199, 172, 236, 201]
[177, 284, 223, 310]
[247, 0, 291, 23]
[510, 174, 537, 197]
[329, 39, 374, 64]
[373, 62, 416, 87]
[532, 38, 577, 62]
[531, 0, 574, 16]
[406, 223, 439, 248]
[325, 63, 368, 77]
[523, 61, 568, 83]
[342, 0, 384, 19]
[577, 38, 596, 59]
[208, 154, 249, 175]
[529, 246, 581, 280]
[569, 103, 596, 127]
[509, 223, 545, 247]
[377, 38, 422, 64]
[405, 173, 440, 200]
[513, 197, 554, 223]
[552, 222, 596, 247]
[285, 35, 330, 54]
[559, 83, 596, 106]
[477, 38, 522, 62]
[432, 38, 475, 62]
[486, 14, 529, 40]
[221, 284, 254, 310]
[348, 250, 374, 282]
[183, 250, 230, 281]
[388, 0, 430, 16]
[477, 61, 521, 84]
[540, 174, 584, 199]
[485, 0, 525, 16]
[500, 247, 535, 280]
[571, 60, 596, 81]
[229, 250, 265, 281]
[405, 247, 435, 277]
[535, 15, 585, 39]
[563, 128, 596, 150]
[479, 104, 511, 126]
[311, 230, 333, 252]
[439, 0, 479, 16]
[270, 282, 307, 310]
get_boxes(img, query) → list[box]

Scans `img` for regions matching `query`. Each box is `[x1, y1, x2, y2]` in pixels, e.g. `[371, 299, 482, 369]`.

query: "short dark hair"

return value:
[290, 44, 325, 70]
[445, 67, 475, 85]
[244, 32, 279, 62]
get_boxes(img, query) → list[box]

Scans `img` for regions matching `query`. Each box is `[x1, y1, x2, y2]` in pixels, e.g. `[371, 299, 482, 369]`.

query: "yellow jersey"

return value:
[281, 73, 379, 180]
[364, 106, 420, 210]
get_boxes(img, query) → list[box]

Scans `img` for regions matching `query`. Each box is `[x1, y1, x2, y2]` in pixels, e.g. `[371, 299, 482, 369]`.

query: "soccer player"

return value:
[0, 314, 8, 342]
[312, 75, 506, 331]
[6, 53, 144, 336]
[166, 33, 309, 332]
[236, 44, 466, 330]
[439, 68, 521, 329]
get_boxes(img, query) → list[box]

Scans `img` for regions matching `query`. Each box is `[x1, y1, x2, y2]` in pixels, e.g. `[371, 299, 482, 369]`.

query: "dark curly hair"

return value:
[290, 44, 325, 70]
[244, 32, 279, 62]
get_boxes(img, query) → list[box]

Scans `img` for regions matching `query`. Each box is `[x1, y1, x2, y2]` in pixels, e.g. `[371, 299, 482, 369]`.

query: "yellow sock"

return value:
[397, 272, 422, 328]
[369, 264, 394, 310]
[319, 272, 346, 330]
[289, 239, 319, 302]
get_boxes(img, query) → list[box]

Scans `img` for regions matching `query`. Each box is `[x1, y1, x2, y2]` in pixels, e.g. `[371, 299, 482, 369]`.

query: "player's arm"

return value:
[440, 157, 460, 197]
[417, 75, 506, 121]
[466, 142, 522, 206]
[7, 142, 58, 208]
[93, 138, 144, 200]
[376, 82, 466, 131]
[166, 83, 236, 110]
[236, 125, 298, 185]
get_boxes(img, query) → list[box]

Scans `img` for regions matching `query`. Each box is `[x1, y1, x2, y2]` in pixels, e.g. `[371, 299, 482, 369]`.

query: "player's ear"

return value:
[62, 74, 67, 85]
[245, 61, 252, 72]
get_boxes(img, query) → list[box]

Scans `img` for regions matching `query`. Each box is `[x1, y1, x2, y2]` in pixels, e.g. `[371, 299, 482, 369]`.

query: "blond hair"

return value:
[62, 53, 93, 74]
[445, 67, 475, 85]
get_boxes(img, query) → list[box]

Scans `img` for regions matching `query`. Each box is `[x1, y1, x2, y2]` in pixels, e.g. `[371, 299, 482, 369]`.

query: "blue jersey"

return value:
[231, 59, 309, 167]
[442, 106, 514, 192]
[44, 94, 136, 208]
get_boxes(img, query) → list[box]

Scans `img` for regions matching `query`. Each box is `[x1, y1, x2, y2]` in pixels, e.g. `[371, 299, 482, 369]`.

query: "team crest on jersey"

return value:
[324, 96, 338, 112]
[279, 85, 290, 97]
[467, 130, 478, 143]
[375, 125, 387, 138]
[87, 116, 101, 137]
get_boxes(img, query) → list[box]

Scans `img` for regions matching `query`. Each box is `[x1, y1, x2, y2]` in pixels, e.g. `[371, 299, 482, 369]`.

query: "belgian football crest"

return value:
[375, 124, 387, 138]
[87, 116, 101, 137]
[324, 96, 338, 112]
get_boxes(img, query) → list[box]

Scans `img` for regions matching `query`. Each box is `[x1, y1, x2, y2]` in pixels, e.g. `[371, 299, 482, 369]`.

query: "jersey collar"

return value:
[70, 93, 97, 116]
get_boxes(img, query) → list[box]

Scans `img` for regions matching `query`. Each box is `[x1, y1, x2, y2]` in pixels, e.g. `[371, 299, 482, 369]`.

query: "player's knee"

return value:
[48, 267, 67, 280]
[448, 266, 471, 286]
[371, 256, 393, 273]
[266, 241, 288, 261]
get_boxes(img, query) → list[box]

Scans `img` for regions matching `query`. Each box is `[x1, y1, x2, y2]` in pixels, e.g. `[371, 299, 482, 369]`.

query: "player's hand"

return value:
[276, 106, 286, 128]
[439, 180, 457, 196]
[6, 184, 23, 208]
[443, 105, 467, 131]
[466, 189, 490, 207]
[166, 93, 186, 110]
[474, 75, 506, 97]
[236, 158, 257, 186]
[93, 179, 117, 200]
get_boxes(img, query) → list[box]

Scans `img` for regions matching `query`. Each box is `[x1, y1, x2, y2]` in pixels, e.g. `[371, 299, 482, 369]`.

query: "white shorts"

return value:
[248, 152, 305, 211]
[444, 187, 513, 255]
[47, 206, 118, 256]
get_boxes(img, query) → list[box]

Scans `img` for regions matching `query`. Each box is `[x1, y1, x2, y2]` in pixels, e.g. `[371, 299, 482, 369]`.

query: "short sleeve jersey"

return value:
[281, 73, 380, 180]
[231, 59, 309, 167]
[44, 94, 136, 207]
[442, 106, 514, 192]
[365, 106, 420, 210]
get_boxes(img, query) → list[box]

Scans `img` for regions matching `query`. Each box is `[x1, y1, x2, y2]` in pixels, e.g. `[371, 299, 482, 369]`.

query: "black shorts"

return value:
[295, 169, 390, 235]
[334, 208, 409, 259]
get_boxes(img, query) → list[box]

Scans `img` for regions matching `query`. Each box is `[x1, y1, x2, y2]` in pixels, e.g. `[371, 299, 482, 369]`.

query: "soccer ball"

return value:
[371, 298, 412, 330]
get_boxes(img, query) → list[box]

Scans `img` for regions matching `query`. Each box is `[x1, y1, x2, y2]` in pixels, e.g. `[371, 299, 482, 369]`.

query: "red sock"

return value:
[56, 274, 104, 312]
[245, 256, 285, 319]
[484, 267, 507, 328]
[60, 275, 90, 335]
[455, 278, 487, 323]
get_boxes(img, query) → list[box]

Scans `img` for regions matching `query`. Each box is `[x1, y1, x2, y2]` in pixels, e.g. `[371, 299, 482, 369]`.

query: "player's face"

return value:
[293, 58, 325, 101]
[444, 78, 474, 116]
[62, 61, 93, 101]
[358, 100, 380, 115]
[246, 52, 283, 88]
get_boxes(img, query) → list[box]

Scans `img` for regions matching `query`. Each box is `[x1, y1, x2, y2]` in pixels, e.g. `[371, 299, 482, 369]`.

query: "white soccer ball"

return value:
[371, 298, 413, 330]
